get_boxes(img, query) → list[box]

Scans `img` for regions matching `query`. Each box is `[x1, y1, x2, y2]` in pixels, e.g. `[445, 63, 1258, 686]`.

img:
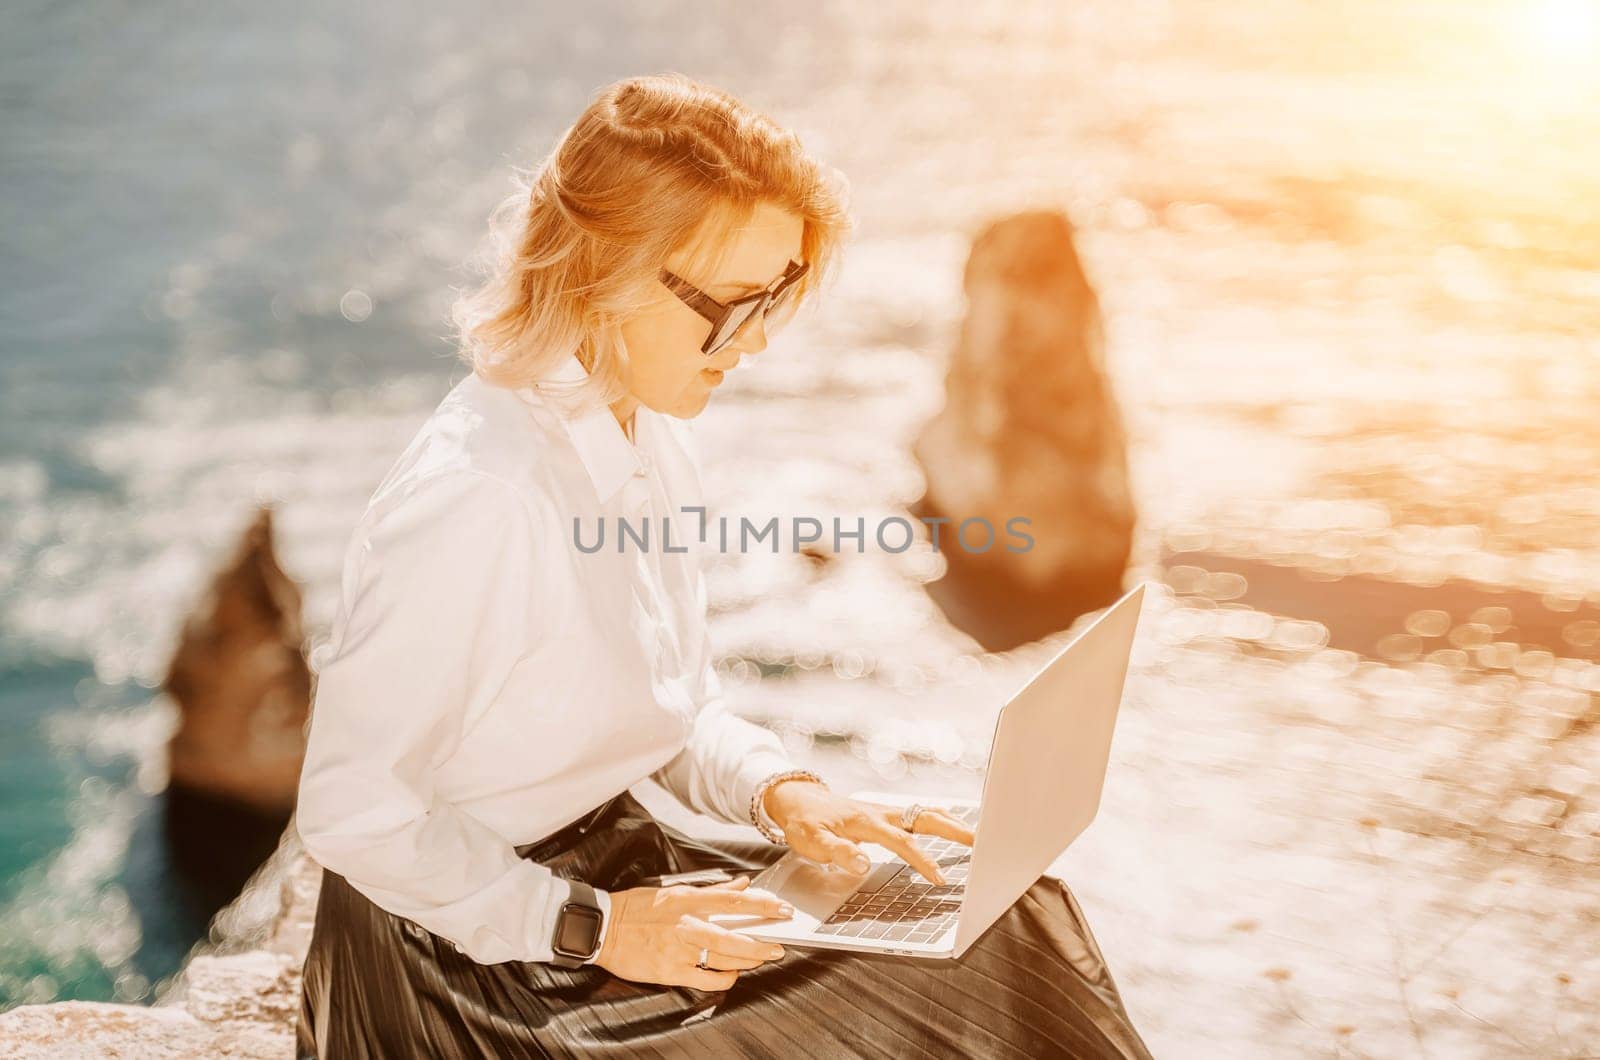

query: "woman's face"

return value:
[618, 200, 805, 420]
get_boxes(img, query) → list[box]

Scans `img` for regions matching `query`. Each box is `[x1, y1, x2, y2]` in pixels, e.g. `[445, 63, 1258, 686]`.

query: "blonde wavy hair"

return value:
[450, 72, 854, 413]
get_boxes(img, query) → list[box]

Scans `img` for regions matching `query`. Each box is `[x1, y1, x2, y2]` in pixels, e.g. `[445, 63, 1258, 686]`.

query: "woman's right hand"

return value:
[592, 875, 794, 990]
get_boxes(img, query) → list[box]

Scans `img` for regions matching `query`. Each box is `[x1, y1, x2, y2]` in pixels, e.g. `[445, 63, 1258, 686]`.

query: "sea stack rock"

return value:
[163, 505, 310, 815]
[162, 506, 311, 913]
[912, 210, 1135, 652]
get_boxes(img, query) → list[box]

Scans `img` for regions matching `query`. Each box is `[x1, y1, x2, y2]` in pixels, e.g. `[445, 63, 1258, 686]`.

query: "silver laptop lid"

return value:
[952, 581, 1147, 957]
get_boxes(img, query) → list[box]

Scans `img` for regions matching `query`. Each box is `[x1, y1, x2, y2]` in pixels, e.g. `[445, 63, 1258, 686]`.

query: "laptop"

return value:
[713, 580, 1147, 959]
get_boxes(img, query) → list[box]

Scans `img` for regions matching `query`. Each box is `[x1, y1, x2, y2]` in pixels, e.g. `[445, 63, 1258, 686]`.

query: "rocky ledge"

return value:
[0, 837, 321, 1059]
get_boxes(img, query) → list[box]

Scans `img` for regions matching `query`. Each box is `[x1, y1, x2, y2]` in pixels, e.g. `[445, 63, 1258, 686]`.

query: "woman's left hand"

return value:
[761, 781, 975, 885]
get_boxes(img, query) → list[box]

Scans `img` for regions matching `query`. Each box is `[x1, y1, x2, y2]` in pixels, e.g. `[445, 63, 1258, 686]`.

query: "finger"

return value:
[672, 937, 767, 972]
[682, 886, 794, 919]
[700, 952, 765, 971]
[677, 916, 787, 963]
[853, 818, 945, 884]
[909, 809, 976, 847]
[805, 828, 870, 874]
[660, 876, 748, 907]
[676, 938, 772, 972]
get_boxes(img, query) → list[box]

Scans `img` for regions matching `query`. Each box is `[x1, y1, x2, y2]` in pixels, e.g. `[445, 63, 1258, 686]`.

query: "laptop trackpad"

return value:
[712, 857, 896, 934]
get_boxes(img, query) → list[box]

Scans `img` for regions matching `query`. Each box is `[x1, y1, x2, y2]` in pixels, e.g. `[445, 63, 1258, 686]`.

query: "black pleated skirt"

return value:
[297, 790, 1155, 1059]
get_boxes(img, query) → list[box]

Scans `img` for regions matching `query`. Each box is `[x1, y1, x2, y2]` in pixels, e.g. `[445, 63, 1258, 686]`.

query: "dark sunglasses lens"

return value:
[703, 267, 805, 354]
[706, 300, 760, 353]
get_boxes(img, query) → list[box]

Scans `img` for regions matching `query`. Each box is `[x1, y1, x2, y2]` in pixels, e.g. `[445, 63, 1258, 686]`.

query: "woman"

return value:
[295, 72, 1154, 1059]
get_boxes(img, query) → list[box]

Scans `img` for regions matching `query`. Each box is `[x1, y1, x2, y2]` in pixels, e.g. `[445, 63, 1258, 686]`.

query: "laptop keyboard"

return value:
[813, 804, 979, 944]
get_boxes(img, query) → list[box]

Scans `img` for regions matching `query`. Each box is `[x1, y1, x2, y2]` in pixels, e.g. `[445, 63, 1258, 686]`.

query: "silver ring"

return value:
[695, 946, 712, 970]
[900, 802, 925, 831]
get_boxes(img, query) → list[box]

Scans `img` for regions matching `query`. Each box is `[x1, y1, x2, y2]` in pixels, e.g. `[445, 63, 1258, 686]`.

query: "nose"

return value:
[730, 312, 770, 357]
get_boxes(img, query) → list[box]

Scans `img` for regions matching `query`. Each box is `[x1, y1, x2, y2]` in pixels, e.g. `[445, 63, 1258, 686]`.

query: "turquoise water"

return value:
[0, 657, 187, 1005]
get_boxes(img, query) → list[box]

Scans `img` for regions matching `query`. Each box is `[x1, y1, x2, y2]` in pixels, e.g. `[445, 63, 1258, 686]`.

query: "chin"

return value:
[678, 385, 716, 419]
[660, 392, 713, 420]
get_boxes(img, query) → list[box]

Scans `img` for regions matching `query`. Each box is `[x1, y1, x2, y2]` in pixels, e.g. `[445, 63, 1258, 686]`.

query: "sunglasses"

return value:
[658, 259, 809, 357]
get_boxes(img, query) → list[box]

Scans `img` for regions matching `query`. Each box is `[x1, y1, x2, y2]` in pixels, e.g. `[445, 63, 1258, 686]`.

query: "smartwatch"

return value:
[550, 880, 605, 969]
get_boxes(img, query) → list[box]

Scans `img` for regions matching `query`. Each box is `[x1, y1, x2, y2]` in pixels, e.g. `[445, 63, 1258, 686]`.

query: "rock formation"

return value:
[912, 209, 1136, 652]
[162, 506, 312, 918]
[163, 505, 310, 815]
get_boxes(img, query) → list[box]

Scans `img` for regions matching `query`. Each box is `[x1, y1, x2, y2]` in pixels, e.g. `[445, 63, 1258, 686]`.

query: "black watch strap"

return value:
[549, 880, 604, 969]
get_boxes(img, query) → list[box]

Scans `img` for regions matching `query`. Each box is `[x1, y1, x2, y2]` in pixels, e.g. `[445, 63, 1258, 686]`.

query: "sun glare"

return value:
[1529, 0, 1600, 63]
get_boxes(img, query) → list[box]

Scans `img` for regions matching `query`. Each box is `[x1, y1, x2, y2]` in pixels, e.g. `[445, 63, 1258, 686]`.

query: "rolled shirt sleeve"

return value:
[296, 469, 602, 965]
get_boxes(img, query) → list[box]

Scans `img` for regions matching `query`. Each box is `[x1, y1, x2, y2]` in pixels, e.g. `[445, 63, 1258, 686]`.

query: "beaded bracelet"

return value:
[748, 769, 826, 845]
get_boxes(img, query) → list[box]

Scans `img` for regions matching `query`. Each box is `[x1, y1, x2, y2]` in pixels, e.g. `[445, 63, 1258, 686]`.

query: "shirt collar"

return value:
[515, 353, 642, 505]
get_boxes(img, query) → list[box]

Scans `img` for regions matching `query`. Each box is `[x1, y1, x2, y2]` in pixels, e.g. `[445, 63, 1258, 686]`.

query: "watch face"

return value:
[554, 904, 604, 958]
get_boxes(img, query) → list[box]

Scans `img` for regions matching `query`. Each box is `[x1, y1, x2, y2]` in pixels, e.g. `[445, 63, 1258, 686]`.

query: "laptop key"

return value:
[883, 922, 916, 941]
[853, 862, 905, 896]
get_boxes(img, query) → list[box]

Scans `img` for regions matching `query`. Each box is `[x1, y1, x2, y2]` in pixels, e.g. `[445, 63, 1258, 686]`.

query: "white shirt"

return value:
[295, 352, 801, 965]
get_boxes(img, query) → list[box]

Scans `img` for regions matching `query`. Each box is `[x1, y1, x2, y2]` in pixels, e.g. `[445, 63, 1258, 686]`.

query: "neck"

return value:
[610, 395, 639, 439]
